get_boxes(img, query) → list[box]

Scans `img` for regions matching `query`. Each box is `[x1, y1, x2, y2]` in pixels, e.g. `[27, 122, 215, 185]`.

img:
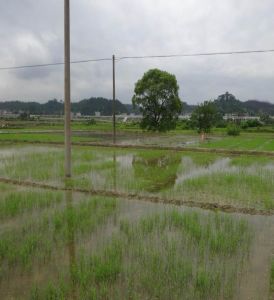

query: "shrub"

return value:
[241, 119, 262, 129]
[86, 118, 96, 125]
[227, 124, 240, 136]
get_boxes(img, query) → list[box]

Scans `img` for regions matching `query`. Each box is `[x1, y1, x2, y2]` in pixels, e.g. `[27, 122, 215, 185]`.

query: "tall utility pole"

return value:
[112, 54, 116, 144]
[64, 0, 71, 177]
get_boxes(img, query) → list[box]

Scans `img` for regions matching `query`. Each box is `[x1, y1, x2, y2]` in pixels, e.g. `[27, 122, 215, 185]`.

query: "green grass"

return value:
[1, 145, 274, 211]
[0, 132, 99, 143]
[201, 135, 274, 151]
[271, 260, 274, 295]
[176, 171, 274, 210]
[0, 190, 118, 273]
[0, 120, 144, 132]
[0, 190, 63, 219]
[31, 210, 252, 299]
[1, 119, 274, 150]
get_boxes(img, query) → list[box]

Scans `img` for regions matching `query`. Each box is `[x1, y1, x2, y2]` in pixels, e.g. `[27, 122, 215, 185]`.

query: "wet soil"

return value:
[0, 177, 273, 216]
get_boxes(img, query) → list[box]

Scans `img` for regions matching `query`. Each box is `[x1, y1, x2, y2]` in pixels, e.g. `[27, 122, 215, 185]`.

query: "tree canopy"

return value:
[132, 69, 182, 132]
[191, 100, 218, 133]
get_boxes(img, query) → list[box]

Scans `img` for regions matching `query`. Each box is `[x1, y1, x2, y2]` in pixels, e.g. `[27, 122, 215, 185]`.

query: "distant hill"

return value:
[0, 100, 63, 115]
[182, 102, 196, 114]
[0, 97, 127, 116]
[214, 92, 245, 114]
[0, 93, 273, 116]
[71, 97, 127, 115]
[243, 100, 274, 115]
[124, 104, 139, 114]
[125, 101, 195, 114]
[213, 92, 274, 115]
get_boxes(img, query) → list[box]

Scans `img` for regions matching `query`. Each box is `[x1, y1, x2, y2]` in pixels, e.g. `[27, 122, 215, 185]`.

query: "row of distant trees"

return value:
[132, 68, 218, 134]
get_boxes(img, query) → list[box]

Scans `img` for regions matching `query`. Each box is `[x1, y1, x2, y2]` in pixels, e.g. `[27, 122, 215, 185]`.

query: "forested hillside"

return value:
[0, 93, 274, 116]
[0, 98, 127, 116]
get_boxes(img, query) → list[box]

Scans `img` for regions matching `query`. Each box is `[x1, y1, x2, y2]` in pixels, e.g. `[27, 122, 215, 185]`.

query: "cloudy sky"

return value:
[0, 0, 274, 104]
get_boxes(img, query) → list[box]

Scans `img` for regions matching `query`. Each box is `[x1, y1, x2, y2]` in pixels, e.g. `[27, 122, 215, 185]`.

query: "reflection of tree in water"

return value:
[132, 153, 181, 192]
[65, 191, 77, 300]
[112, 151, 117, 192]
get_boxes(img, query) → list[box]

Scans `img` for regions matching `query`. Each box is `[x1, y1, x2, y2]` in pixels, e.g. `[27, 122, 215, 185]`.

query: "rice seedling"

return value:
[271, 260, 274, 296]
[1, 145, 274, 211]
[0, 192, 118, 274]
[31, 210, 252, 300]
[0, 190, 63, 219]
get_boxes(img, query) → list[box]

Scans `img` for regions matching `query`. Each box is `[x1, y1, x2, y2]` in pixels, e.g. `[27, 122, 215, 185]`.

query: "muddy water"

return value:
[75, 131, 203, 147]
[0, 187, 273, 299]
[236, 217, 274, 300]
[120, 200, 274, 300]
[1, 145, 274, 212]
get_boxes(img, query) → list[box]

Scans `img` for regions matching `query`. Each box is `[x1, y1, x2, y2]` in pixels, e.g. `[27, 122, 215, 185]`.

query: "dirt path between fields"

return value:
[0, 177, 273, 216]
[1, 139, 274, 157]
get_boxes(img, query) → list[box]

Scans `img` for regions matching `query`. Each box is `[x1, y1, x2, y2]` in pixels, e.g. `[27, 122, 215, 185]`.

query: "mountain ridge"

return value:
[0, 93, 274, 116]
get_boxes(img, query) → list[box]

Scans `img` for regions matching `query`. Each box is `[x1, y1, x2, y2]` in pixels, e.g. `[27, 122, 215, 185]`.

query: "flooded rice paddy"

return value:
[0, 144, 274, 299]
[0, 184, 273, 299]
[0, 145, 274, 211]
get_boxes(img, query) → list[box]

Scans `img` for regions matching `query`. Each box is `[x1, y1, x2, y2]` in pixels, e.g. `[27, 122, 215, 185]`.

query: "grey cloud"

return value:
[0, 0, 274, 104]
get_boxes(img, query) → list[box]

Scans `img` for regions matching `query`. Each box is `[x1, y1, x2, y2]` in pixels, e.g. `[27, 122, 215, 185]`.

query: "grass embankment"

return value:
[202, 134, 274, 151]
[0, 120, 143, 132]
[1, 145, 274, 211]
[1, 129, 274, 152]
[0, 133, 100, 143]
[31, 210, 252, 299]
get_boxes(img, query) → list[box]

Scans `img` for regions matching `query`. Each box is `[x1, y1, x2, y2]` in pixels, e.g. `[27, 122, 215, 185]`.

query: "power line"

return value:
[0, 49, 274, 71]
[117, 49, 274, 60]
[0, 57, 112, 71]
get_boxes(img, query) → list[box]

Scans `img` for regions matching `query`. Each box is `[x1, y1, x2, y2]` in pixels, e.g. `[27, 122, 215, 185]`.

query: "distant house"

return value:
[179, 114, 191, 120]
[95, 111, 101, 117]
[223, 114, 260, 121]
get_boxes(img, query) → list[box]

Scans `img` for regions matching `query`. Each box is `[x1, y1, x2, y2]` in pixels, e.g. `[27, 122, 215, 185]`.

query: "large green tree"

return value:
[132, 69, 182, 132]
[191, 100, 218, 134]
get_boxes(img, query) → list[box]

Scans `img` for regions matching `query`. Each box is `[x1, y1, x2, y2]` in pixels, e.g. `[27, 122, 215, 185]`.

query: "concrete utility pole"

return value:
[112, 54, 116, 144]
[64, 0, 71, 177]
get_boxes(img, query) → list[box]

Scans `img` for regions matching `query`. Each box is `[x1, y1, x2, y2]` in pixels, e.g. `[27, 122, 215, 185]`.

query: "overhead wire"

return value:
[116, 49, 274, 60]
[0, 57, 112, 71]
[0, 49, 274, 70]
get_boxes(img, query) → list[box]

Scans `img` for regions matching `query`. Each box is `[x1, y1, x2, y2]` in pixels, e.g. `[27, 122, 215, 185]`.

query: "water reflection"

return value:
[175, 157, 233, 186]
[0, 183, 273, 299]
[112, 151, 117, 191]
[132, 153, 181, 192]
[65, 190, 77, 300]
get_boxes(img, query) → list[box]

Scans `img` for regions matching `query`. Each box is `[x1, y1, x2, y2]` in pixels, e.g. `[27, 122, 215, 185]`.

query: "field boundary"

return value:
[1, 139, 274, 157]
[0, 177, 273, 216]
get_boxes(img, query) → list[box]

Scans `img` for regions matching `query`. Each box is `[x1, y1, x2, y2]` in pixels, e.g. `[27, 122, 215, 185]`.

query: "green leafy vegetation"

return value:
[31, 210, 252, 300]
[190, 100, 218, 134]
[0, 190, 63, 219]
[0, 188, 117, 274]
[271, 260, 274, 295]
[201, 134, 274, 151]
[0, 132, 99, 143]
[132, 68, 182, 132]
[0, 97, 127, 116]
[1, 145, 274, 211]
[227, 123, 241, 136]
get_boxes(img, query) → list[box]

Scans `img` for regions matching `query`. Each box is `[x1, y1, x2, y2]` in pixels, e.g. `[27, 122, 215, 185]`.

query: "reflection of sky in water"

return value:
[175, 157, 234, 185]
[1, 145, 274, 207]
[0, 146, 60, 158]
[175, 157, 274, 187]
[0, 187, 273, 299]
[118, 134, 202, 146]
[116, 154, 133, 168]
